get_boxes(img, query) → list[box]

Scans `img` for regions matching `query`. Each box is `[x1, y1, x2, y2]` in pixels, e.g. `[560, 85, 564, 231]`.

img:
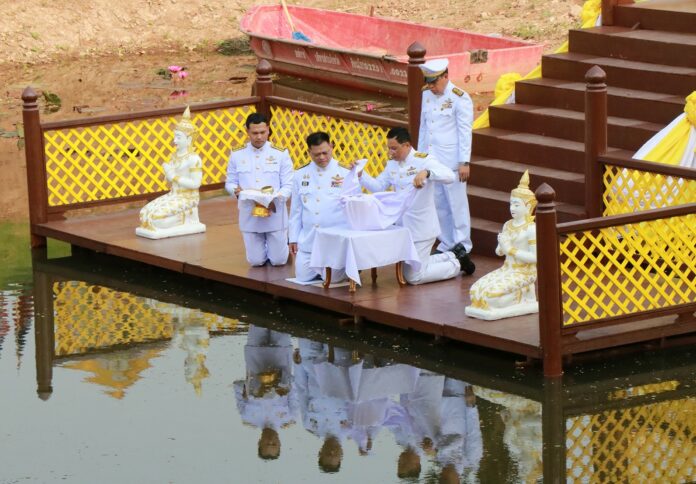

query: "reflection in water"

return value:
[61, 347, 165, 399]
[234, 326, 296, 460]
[0, 287, 33, 365]
[3, 262, 694, 483]
[50, 281, 241, 398]
[475, 387, 542, 483]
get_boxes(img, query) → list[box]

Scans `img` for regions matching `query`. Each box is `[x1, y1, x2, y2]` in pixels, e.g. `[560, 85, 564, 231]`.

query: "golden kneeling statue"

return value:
[465, 171, 538, 320]
[136, 106, 206, 239]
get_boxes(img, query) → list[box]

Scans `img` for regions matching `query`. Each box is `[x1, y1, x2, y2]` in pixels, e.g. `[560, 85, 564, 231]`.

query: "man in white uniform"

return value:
[418, 58, 476, 275]
[358, 127, 472, 285]
[226, 113, 294, 266]
[289, 131, 348, 283]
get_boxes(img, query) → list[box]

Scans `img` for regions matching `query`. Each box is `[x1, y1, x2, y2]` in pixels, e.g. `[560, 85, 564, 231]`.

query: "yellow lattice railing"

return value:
[603, 164, 696, 215]
[43, 105, 255, 207]
[558, 212, 696, 326]
[270, 105, 390, 177]
[54, 281, 240, 357]
[566, 397, 696, 483]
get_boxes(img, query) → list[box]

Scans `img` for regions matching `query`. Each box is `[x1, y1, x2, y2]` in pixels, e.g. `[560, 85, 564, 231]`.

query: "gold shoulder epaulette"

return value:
[270, 143, 286, 151]
[452, 87, 465, 97]
[231, 144, 245, 152]
[414, 152, 428, 158]
[296, 162, 311, 170]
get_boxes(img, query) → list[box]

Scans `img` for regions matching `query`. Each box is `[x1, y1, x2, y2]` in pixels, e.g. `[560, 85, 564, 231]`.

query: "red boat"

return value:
[240, 5, 544, 96]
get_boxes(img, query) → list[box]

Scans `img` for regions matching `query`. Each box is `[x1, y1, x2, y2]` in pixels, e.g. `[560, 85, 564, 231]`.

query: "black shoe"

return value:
[458, 251, 476, 275]
[451, 242, 467, 260]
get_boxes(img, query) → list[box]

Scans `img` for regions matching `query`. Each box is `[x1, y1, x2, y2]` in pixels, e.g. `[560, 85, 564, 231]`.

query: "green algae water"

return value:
[0, 224, 694, 483]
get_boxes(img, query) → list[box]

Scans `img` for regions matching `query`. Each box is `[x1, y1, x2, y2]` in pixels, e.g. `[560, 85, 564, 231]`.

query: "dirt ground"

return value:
[0, 0, 584, 220]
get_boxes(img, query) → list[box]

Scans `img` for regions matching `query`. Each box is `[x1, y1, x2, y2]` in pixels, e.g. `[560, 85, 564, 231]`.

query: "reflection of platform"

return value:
[34, 196, 687, 361]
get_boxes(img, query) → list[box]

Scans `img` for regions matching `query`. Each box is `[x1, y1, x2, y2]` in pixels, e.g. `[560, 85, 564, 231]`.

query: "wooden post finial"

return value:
[254, 60, 274, 119]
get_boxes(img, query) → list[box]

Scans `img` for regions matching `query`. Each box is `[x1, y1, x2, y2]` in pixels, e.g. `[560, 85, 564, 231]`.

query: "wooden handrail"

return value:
[599, 154, 696, 180]
[40, 97, 260, 131]
[266, 96, 407, 128]
[557, 202, 696, 234]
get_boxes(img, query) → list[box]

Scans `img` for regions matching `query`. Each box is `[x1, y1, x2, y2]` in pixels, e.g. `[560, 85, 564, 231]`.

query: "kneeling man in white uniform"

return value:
[289, 132, 348, 283]
[225, 113, 294, 266]
[358, 127, 474, 285]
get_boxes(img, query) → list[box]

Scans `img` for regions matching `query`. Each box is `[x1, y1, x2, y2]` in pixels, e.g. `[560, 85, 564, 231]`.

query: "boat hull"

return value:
[241, 5, 544, 95]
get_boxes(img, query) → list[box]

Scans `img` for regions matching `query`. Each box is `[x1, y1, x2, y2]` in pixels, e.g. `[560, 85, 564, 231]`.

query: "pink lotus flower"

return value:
[177, 70, 189, 80]
[365, 103, 375, 112]
[168, 65, 183, 73]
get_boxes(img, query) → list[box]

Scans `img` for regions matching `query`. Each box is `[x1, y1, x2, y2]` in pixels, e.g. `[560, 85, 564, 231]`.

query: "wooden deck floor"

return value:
[35, 197, 543, 358]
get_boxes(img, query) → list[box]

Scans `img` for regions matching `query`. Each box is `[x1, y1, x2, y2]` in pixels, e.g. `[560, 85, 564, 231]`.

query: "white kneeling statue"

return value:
[136, 106, 206, 239]
[465, 171, 538, 320]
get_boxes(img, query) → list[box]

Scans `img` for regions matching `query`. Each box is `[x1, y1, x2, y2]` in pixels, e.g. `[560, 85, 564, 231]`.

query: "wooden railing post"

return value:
[535, 183, 563, 378]
[542, 377, 565, 483]
[407, 42, 426, 146]
[584, 66, 607, 219]
[254, 59, 273, 119]
[22, 87, 48, 248]
[601, 0, 616, 26]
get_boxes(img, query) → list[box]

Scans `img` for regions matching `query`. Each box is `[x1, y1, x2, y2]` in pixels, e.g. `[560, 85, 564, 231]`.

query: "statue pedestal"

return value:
[465, 301, 538, 321]
[135, 222, 206, 240]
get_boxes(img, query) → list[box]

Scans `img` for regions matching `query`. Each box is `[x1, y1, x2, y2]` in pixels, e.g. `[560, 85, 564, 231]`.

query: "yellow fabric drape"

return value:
[640, 92, 696, 165]
[473, 0, 601, 129]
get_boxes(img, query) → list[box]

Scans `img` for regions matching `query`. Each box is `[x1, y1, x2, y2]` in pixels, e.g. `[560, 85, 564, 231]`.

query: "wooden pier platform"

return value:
[34, 197, 543, 358]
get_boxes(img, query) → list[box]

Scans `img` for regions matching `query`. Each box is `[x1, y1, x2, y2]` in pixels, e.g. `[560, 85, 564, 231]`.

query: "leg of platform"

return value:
[371, 268, 377, 284]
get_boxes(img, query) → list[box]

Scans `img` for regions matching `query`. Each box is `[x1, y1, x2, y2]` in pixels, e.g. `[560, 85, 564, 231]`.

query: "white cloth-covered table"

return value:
[309, 225, 421, 288]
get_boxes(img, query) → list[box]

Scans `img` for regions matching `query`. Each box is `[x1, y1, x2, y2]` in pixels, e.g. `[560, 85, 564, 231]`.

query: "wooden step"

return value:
[569, 26, 696, 68]
[468, 185, 585, 224]
[614, 2, 696, 34]
[470, 216, 501, 256]
[541, 52, 696, 97]
[488, 103, 662, 151]
[514, 77, 684, 125]
[470, 155, 585, 205]
[473, 127, 634, 173]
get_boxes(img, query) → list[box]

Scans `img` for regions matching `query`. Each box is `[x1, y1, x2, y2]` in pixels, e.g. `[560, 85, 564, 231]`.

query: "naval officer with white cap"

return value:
[418, 58, 475, 275]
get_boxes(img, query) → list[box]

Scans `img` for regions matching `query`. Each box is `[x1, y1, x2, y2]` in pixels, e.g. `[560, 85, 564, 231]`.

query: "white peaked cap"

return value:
[419, 58, 449, 79]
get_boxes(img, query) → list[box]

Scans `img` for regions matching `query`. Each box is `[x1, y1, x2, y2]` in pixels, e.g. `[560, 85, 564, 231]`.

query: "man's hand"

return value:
[268, 200, 276, 213]
[458, 164, 470, 182]
[413, 169, 429, 189]
[289, 242, 298, 255]
[233, 186, 242, 197]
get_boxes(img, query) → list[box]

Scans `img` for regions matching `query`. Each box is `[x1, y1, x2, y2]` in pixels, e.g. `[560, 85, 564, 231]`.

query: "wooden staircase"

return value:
[469, 0, 696, 255]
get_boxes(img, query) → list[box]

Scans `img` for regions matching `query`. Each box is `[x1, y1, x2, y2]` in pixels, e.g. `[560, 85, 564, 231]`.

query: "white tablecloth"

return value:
[309, 226, 421, 285]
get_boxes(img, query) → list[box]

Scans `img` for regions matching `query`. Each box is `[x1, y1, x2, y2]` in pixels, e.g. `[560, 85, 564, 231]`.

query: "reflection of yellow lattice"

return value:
[609, 380, 680, 400]
[269, 105, 391, 176]
[43, 106, 255, 207]
[559, 214, 696, 325]
[603, 165, 696, 215]
[566, 398, 695, 483]
[62, 348, 163, 399]
[53, 281, 240, 356]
